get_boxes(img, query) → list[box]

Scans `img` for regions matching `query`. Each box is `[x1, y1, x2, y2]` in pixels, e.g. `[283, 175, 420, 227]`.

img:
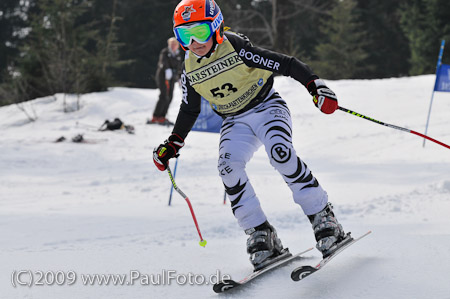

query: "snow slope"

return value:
[1, 75, 449, 299]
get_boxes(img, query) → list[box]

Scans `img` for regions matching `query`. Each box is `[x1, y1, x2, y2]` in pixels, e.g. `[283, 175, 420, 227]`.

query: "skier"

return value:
[153, 0, 346, 271]
[150, 37, 183, 125]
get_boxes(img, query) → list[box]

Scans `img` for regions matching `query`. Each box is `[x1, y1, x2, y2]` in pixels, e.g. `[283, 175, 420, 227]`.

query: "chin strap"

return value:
[194, 37, 219, 62]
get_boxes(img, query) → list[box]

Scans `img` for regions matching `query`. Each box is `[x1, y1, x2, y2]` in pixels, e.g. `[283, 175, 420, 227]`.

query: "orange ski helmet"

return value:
[173, 0, 224, 50]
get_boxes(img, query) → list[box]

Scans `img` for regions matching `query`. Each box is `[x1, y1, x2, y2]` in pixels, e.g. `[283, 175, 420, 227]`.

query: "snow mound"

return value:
[1, 75, 450, 299]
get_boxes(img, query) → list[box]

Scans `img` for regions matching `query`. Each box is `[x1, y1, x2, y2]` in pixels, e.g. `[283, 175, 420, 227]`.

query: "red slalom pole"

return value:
[338, 106, 450, 150]
[166, 165, 207, 247]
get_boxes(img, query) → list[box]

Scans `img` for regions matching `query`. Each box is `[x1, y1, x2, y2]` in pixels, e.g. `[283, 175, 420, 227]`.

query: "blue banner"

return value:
[434, 64, 450, 92]
[191, 97, 223, 133]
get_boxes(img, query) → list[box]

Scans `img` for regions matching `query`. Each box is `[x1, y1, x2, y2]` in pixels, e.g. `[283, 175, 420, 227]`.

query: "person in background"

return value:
[149, 37, 183, 125]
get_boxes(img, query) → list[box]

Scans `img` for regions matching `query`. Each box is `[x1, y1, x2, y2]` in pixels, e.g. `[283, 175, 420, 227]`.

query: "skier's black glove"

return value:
[153, 133, 184, 171]
[307, 79, 338, 114]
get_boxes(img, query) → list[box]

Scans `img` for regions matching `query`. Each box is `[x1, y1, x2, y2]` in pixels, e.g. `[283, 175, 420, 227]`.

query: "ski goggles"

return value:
[174, 22, 214, 47]
[173, 13, 223, 47]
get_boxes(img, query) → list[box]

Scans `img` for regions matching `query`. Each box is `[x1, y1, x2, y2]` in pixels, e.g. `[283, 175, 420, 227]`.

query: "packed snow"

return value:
[1, 75, 449, 299]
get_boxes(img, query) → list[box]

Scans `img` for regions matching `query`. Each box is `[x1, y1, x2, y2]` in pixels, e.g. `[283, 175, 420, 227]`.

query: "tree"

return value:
[312, 0, 371, 79]
[113, 0, 179, 88]
[399, 0, 450, 75]
[0, 0, 127, 110]
[0, 1, 28, 80]
[0, 0, 29, 106]
[356, 0, 410, 78]
[23, 0, 99, 110]
[221, 0, 332, 57]
[86, 0, 132, 90]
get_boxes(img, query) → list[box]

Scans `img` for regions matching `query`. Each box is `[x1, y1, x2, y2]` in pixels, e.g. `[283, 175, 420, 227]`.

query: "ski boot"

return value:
[245, 221, 290, 271]
[308, 203, 347, 258]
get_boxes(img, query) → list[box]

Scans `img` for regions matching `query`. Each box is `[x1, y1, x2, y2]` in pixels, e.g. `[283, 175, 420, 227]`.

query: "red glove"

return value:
[307, 79, 338, 114]
[153, 134, 184, 171]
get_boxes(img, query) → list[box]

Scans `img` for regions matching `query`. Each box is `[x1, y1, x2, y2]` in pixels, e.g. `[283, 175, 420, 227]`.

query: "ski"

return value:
[213, 247, 313, 293]
[291, 230, 372, 282]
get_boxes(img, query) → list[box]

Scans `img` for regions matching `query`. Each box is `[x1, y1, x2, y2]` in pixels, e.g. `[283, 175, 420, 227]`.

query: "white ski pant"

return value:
[218, 90, 328, 230]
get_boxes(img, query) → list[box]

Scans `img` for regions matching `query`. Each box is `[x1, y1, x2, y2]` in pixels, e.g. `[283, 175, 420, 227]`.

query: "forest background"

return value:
[0, 0, 449, 107]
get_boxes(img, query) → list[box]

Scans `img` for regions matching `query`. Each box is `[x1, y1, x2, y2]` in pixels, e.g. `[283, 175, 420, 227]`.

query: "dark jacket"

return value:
[155, 47, 183, 86]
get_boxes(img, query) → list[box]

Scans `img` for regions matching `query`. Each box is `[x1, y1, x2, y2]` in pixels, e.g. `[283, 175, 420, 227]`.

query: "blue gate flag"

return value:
[191, 97, 223, 133]
[434, 64, 450, 92]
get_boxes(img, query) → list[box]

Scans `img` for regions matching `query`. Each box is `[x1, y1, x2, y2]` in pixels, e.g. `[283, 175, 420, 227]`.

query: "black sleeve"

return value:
[172, 62, 201, 140]
[225, 32, 318, 86]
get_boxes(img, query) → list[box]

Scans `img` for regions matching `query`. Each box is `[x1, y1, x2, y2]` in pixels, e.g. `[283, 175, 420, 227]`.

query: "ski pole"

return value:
[338, 106, 450, 150]
[168, 157, 179, 206]
[166, 165, 207, 247]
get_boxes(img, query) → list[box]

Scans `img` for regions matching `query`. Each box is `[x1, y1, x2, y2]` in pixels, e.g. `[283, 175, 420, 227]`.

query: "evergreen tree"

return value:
[356, 0, 410, 78]
[86, 0, 132, 90]
[399, 0, 434, 75]
[114, 0, 179, 88]
[220, 0, 332, 59]
[0, 0, 126, 108]
[399, 0, 450, 75]
[312, 0, 372, 79]
[0, 1, 27, 76]
[0, 0, 29, 101]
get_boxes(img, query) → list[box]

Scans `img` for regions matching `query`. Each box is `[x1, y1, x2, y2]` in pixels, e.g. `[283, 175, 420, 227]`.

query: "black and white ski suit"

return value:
[172, 31, 328, 230]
